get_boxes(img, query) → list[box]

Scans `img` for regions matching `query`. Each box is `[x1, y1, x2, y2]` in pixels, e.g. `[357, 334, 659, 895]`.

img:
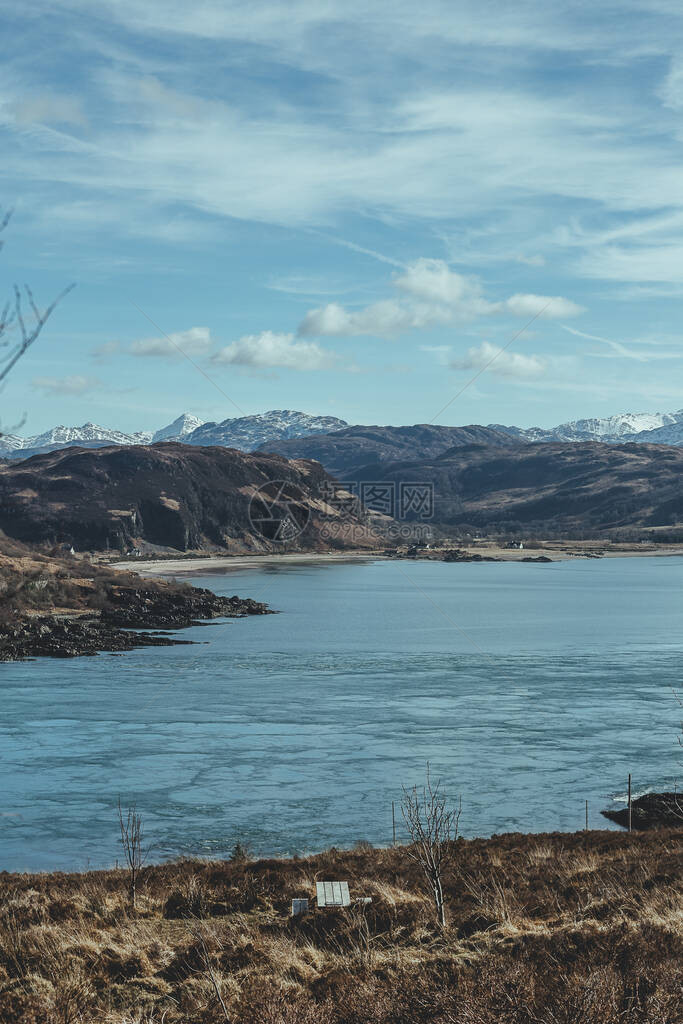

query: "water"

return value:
[1, 556, 681, 872]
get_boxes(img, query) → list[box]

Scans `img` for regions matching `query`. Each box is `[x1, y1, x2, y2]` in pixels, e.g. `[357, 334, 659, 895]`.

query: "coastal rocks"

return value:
[0, 586, 271, 661]
[0, 615, 189, 660]
[101, 585, 270, 629]
[440, 548, 499, 562]
[601, 792, 682, 830]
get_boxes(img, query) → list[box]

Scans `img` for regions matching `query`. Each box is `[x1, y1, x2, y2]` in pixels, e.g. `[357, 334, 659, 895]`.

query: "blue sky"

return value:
[3, 1, 683, 434]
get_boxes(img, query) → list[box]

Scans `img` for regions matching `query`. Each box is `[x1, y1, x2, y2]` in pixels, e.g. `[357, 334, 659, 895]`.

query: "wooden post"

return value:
[585, 800, 588, 832]
[392, 801, 396, 847]
[628, 773, 632, 833]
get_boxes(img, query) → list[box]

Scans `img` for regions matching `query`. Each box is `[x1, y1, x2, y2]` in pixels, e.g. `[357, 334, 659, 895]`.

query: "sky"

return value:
[3, 1, 683, 435]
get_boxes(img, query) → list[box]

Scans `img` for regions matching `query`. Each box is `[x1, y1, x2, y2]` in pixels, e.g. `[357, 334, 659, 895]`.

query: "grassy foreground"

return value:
[1, 829, 681, 1024]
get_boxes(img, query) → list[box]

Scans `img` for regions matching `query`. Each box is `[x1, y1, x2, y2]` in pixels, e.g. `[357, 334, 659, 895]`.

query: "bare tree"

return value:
[401, 765, 462, 929]
[117, 797, 145, 909]
[0, 206, 74, 394]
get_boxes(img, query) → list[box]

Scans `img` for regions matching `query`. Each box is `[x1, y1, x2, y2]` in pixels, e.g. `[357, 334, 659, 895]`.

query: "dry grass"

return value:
[0, 829, 681, 1023]
[0, 531, 194, 624]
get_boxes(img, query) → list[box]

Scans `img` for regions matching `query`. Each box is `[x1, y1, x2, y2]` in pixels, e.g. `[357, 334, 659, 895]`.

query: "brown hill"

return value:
[0, 442, 375, 554]
[353, 440, 683, 535]
[259, 423, 518, 478]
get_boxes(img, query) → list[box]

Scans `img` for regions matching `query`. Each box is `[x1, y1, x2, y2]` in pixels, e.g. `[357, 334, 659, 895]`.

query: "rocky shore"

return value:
[101, 584, 271, 629]
[601, 792, 682, 830]
[0, 585, 271, 661]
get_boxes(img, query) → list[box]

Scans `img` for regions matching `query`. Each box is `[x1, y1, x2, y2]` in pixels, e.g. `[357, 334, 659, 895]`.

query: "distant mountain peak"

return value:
[183, 410, 348, 450]
[152, 413, 205, 443]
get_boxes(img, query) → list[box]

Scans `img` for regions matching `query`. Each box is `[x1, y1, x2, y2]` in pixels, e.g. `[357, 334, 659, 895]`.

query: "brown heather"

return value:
[0, 829, 681, 1023]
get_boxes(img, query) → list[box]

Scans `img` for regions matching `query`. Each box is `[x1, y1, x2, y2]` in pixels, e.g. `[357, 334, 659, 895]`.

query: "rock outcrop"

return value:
[602, 793, 683, 830]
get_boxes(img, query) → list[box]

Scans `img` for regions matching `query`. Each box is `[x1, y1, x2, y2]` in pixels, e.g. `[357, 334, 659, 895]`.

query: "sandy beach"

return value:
[114, 541, 683, 577]
[115, 551, 383, 576]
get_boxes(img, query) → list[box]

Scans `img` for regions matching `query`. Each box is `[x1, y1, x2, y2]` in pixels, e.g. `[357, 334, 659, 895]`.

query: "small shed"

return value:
[316, 881, 351, 908]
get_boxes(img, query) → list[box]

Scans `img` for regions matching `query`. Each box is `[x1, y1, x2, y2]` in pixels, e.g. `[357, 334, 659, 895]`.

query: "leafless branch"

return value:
[0, 204, 75, 397]
[401, 763, 461, 929]
[117, 797, 146, 909]
[0, 281, 75, 384]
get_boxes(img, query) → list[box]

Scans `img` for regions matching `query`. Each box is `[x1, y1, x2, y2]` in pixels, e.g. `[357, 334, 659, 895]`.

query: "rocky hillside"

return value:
[352, 440, 683, 535]
[259, 424, 517, 477]
[0, 443, 376, 554]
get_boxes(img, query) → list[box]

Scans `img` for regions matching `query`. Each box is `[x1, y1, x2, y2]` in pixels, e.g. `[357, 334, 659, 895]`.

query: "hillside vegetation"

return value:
[1, 829, 680, 1023]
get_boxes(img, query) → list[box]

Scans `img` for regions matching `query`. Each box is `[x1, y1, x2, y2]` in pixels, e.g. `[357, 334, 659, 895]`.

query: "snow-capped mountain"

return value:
[0, 410, 348, 459]
[7, 405, 683, 463]
[491, 410, 683, 444]
[152, 413, 204, 443]
[0, 432, 26, 452]
[184, 410, 348, 450]
[0, 421, 156, 459]
[622, 419, 683, 445]
[29, 423, 153, 449]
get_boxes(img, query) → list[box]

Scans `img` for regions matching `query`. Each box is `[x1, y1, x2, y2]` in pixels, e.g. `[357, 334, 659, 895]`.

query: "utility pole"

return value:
[628, 773, 632, 833]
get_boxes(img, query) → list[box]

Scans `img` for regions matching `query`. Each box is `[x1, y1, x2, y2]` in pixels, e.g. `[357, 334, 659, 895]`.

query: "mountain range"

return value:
[0, 410, 348, 460]
[3, 433, 683, 550]
[491, 410, 683, 445]
[5, 407, 683, 462]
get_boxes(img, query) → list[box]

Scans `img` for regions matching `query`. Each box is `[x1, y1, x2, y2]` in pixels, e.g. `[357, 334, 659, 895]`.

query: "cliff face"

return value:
[0, 442, 374, 553]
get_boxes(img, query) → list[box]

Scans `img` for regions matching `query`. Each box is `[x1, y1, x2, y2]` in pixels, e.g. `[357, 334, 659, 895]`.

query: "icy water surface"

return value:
[1, 556, 681, 871]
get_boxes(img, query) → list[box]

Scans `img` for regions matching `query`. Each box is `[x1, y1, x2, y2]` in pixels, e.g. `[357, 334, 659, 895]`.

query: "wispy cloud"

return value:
[129, 326, 212, 358]
[450, 340, 549, 380]
[9, 92, 87, 127]
[562, 324, 683, 362]
[32, 374, 102, 396]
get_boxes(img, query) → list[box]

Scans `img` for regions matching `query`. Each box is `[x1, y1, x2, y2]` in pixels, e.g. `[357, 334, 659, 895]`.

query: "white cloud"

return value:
[450, 340, 548, 379]
[394, 258, 486, 307]
[298, 298, 454, 338]
[501, 294, 585, 318]
[298, 260, 582, 338]
[32, 374, 102, 395]
[129, 326, 212, 358]
[212, 331, 335, 370]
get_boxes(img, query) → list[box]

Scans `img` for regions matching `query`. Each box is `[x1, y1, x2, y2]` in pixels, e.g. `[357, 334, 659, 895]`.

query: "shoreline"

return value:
[115, 544, 683, 577]
[116, 551, 385, 576]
